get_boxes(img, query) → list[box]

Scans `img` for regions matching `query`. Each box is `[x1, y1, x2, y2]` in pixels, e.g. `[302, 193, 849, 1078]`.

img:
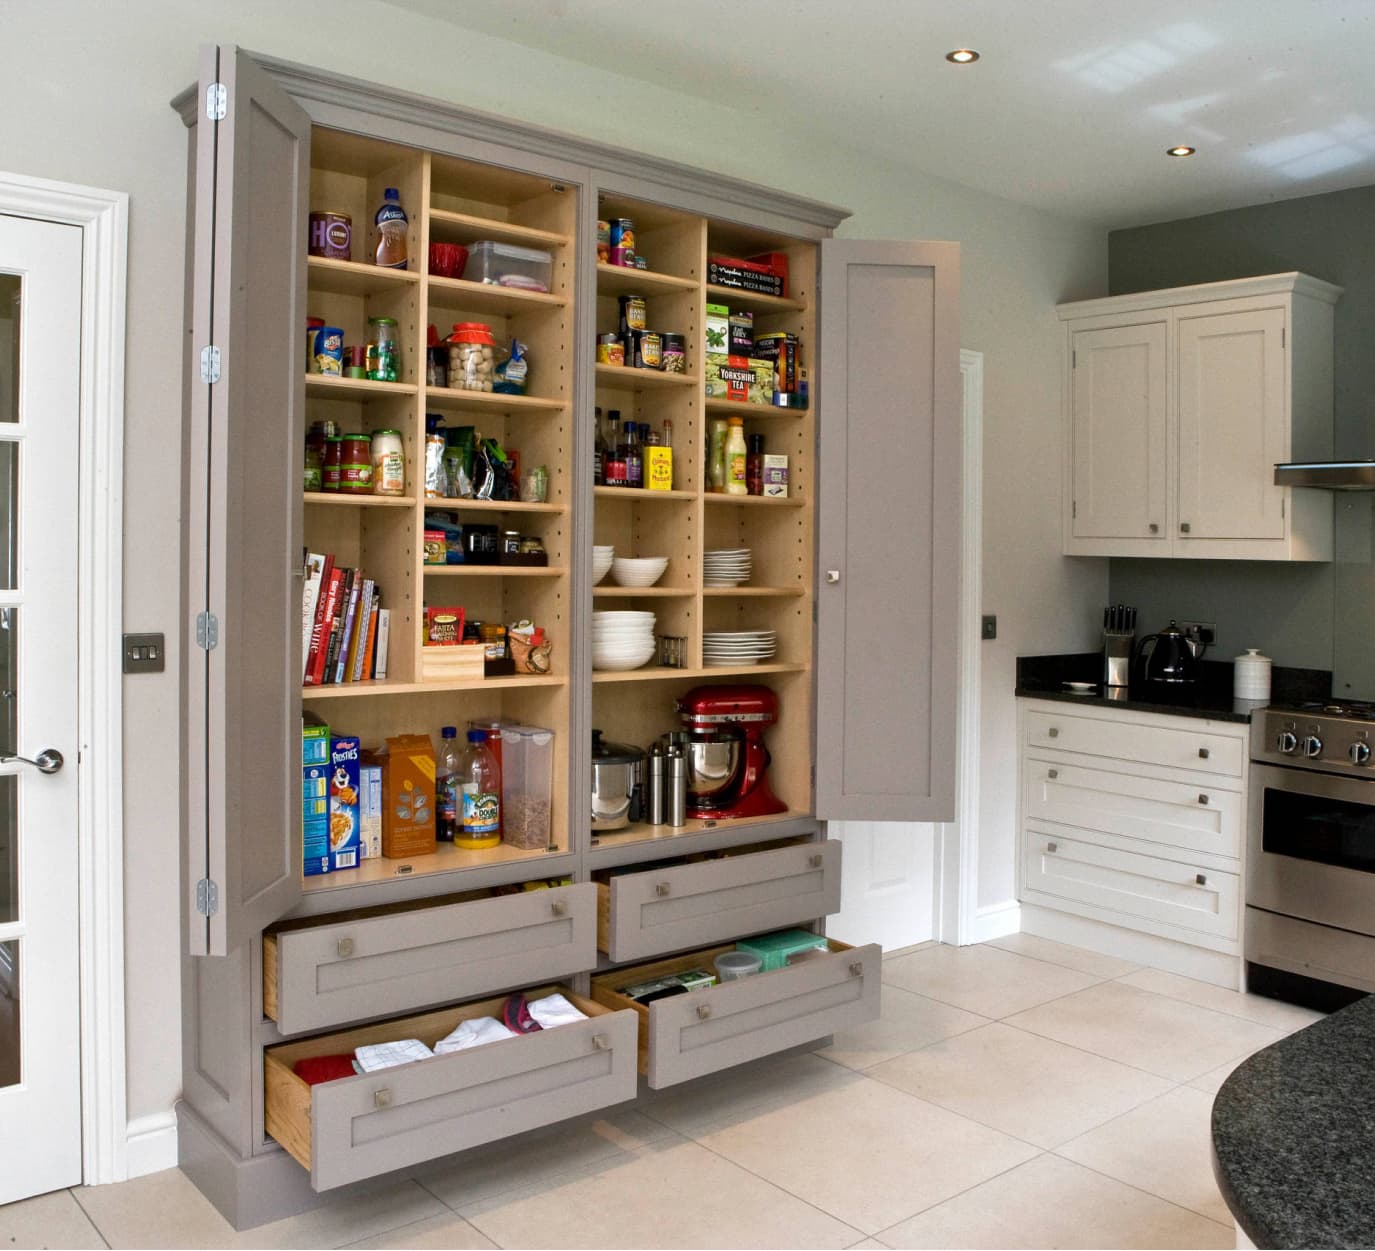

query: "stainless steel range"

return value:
[1248, 702, 1375, 999]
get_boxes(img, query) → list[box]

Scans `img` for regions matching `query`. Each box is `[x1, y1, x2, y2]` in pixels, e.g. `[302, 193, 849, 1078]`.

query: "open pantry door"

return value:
[184, 45, 309, 955]
[814, 240, 961, 823]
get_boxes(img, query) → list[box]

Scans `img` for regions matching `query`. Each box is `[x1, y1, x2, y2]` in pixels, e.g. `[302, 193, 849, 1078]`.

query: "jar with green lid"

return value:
[371, 429, 405, 496]
[339, 432, 373, 494]
[367, 316, 399, 382]
[303, 444, 323, 493]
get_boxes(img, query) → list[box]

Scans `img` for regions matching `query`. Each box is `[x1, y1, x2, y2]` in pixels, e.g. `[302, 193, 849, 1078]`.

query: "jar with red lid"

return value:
[446, 321, 505, 393]
[339, 432, 373, 494]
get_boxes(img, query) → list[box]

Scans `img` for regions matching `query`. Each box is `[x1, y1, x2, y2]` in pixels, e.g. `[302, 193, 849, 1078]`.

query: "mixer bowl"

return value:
[684, 735, 743, 803]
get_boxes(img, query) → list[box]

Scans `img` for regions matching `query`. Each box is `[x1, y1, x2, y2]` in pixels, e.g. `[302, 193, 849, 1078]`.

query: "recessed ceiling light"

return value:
[945, 48, 980, 64]
[1167, 145, 1197, 157]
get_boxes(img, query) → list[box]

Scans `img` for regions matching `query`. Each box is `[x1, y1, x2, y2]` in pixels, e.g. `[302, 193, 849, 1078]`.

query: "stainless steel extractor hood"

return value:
[1274, 462, 1375, 490]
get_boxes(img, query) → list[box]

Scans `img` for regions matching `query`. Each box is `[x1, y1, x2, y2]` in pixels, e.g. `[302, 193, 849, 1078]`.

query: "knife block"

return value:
[1103, 631, 1134, 688]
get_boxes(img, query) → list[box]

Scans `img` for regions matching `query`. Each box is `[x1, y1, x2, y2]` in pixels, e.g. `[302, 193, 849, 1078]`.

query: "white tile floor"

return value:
[0, 935, 1323, 1249]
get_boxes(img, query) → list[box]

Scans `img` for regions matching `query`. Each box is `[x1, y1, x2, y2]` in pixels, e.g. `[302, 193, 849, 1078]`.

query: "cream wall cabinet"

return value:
[1058, 272, 1341, 560]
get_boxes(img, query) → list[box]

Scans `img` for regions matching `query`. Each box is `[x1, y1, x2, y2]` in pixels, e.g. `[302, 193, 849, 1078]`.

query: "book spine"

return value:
[308, 566, 343, 687]
[303, 555, 335, 686]
[374, 608, 391, 680]
[348, 579, 375, 681]
[322, 569, 352, 685]
[300, 553, 324, 684]
[361, 594, 380, 681]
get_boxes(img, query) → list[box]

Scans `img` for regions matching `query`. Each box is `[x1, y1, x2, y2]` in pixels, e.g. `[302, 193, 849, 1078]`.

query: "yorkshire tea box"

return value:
[705, 303, 729, 354]
[646, 445, 674, 491]
[359, 750, 383, 859]
[382, 733, 436, 858]
[326, 736, 361, 872]
[705, 353, 773, 405]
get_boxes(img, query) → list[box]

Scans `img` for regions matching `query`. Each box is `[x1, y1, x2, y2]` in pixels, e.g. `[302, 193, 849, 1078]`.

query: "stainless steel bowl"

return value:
[685, 732, 743, 804]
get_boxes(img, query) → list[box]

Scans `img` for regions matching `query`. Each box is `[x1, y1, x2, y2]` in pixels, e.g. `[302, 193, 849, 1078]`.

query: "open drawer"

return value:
[596, 839, 842, 962]
[590, 938, 880, 1088]
[264, 882, 595, 1035]
[264, 985, 638, 1190]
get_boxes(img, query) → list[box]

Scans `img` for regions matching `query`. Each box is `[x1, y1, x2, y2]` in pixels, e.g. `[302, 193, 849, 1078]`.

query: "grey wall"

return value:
[1107, 184, 1375, 694]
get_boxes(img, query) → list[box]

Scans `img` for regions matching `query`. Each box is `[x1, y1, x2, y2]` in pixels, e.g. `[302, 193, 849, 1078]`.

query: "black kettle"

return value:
[1137, 619, 1200, 685]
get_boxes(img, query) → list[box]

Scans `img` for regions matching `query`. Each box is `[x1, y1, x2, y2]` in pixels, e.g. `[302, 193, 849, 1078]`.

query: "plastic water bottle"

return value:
[436, 726, 461, 842]
[374, 188, 408, 269]
[457, 729, 501, 849]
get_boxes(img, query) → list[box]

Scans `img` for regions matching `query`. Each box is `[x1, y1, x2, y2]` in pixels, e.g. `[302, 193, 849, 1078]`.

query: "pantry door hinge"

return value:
[1282, 326, 1286, 349]
[195, 878, 219, 917]
[1072, 500, 1077, 518]
[1072, 349, 1077, 368]
[195, 611, 219, 651]
[206, 82, 227, 121]
[1281, 496, 1286, 519]
[199, 345, 221, 385]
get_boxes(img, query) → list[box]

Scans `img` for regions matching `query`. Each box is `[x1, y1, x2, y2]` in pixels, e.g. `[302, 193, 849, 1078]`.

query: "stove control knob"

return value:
[1276, 730, 1298, 754]
[1302, 734, 1323, 759]
[1351, 741, 1372, 766]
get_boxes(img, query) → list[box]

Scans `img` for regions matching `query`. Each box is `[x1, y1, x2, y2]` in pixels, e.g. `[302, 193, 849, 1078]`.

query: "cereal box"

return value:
[302, 762, 330, 876]
[325, 736, 361, 872]
[359, 751, 383, 859]
[382, 733, 437, 858]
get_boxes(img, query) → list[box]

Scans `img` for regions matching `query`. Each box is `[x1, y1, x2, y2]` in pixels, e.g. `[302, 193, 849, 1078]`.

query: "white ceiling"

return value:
[394, 0, 1375, 229]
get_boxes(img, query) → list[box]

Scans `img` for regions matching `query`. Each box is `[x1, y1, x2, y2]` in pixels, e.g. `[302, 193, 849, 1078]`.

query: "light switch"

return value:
[982, 615, 997, 640]
[123, 633, 165, 674]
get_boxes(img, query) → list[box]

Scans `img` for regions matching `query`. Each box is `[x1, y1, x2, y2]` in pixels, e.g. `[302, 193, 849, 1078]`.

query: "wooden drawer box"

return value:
[264, 985, 637, 1190]
[1022, 830, 1240, 943]
[596, 839, 841, 962]
[1024, 708, 1244, 778]
[263, 883, 595, 1036]
[1024, 757, 1242, 861]
[590, 938, 880, 1088]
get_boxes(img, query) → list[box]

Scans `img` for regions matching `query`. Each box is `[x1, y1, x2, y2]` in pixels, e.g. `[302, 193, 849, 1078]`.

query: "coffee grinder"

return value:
[675, 684, 787, 820]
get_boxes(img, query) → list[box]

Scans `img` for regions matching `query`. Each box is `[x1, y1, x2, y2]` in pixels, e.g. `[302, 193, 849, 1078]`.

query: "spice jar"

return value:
[322, 436, 344, 492]
[446, 322, 500, 392]
[371, 429, 405, 496]
[339, 432, 373, 494]
[520, 464, 549, 503]
[501, 530, 523, 556]
[479, 622, 507, 660]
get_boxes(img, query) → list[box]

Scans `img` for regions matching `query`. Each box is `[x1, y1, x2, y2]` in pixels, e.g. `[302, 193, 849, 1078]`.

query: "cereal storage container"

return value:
[501, 724, 554, 849]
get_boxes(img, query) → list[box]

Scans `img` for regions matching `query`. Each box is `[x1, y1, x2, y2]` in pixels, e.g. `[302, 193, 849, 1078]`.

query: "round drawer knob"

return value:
[373, 1088, 392, 1109]
[1048, 727, 1059, 738]
[551, 900, 567, 918]
[655, 882, 671, 897]
[696, 1003, 712, 1020]
[336, 937, 355, 958]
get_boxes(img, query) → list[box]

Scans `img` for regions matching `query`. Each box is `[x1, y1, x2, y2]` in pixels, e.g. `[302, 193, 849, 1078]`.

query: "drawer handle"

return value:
[1047, 842, 1058, 853]
[656, 882, 671, 897]
[1198, 747, 1210, 759]
[1048, 769, 1058, 779]
[591, 1033, 609, 1051]
[696, 1003, 712, 1020]
[551, 900, 568, 918]
[336, 937, 355, 959]
[1198, 793, 1209, 806]
[1196, 873, 1208, 886]
[1048, 727, 1059, 738]
[1180, 521, 1191, 534]
[373, 1088, 391, 1110]
[809, 853, 824, 869]
[849, 961, 863, 977]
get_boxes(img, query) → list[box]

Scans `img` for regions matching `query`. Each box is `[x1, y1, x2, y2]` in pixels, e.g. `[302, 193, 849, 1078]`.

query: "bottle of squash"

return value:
[724, 416, 748, 495]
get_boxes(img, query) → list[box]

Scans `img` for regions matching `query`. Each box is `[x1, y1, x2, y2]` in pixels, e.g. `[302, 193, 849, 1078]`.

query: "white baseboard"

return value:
[964, 899, 1021, 944]
[125, 1110, 178, 1180]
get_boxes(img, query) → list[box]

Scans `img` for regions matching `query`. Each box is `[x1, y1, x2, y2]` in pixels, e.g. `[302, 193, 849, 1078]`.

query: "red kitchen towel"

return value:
[293, 1054, 357, 1085]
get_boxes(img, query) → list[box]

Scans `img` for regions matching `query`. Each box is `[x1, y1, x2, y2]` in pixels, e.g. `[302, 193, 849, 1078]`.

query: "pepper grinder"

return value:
[646, 743, 666, 825]
[666, 745, 687, 827]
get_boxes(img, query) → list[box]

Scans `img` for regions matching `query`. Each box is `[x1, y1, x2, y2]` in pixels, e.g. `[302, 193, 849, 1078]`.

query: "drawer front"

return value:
[306, 1006, 637, 1190]
[1024, 709, 1243, 778]
[1023, 830, 1239, 941]
[601, 840, 842, 962]
[270, 883, 595, 1035]
[641, 942, 879, 1088]
[1024, 758, 1242, 860]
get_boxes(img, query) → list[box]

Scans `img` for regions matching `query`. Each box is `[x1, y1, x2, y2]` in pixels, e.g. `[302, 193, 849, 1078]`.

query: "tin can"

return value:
[596, 332, 625, 366]
[322, 437, 344, 492]
[308, 211, 352, 260]
[609, 245, 634, 268]
[371, 429, 405, 496]
[339, 433, 373, 494]
[305, 318, 325, 373]
[312, 326, 344, 375]
[596, 219, 610, 264]
[609, 218, 635, 250]
[660, 332, 686, 373]
[635, 330, 662, 370]
[618, 294, 647, 334]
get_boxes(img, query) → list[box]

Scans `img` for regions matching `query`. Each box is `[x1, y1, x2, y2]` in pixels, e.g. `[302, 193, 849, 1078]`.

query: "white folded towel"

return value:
[353, 1039, 434, 1071]
[527, 992, 588, 1029]
[434, 1016, 517, 1053]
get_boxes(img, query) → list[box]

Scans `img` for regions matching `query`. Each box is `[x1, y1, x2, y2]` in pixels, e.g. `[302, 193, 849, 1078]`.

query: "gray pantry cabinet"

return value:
[174, 44, 960, 1229]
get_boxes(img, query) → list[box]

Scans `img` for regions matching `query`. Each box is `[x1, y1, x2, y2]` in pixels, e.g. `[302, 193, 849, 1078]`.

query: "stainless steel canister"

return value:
[647, 744, 666, 825]
[667, 746, 687, 827]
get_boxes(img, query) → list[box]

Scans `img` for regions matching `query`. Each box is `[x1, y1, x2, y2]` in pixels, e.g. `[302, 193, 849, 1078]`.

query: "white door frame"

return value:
[0, 171, 128, 1185]
[937, 349, 985, 944]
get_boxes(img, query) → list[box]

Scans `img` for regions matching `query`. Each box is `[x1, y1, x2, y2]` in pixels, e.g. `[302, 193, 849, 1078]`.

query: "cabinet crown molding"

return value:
[1057, 271, 1344, 321]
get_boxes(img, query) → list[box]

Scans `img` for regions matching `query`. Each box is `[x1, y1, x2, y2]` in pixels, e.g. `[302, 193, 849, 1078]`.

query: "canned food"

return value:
[609, 218, 635, 250]
[609, 245, 634, 268]
[596, 220, 610, 264]
[308, 211, 352, 260]
[312, 326, 344, 375]
[339, 433, 373, 494]
[596, 332, 625, 366]
[372, 429, 405, 496]
[618, 294, 647, 333]
[660, 332, 686, 373]
[635, 330, 662, 370]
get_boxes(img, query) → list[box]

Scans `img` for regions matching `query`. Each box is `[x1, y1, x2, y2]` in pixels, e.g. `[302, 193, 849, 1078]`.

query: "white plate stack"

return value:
[592, 611, 658, 671]
[592, 546, 615, 585]
[703, 547, 752, 587]
[702, 629, 777, 666]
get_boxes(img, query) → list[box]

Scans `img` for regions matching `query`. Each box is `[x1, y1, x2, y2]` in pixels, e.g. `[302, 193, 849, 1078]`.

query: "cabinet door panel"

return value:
[1177, 307, 1286, 541]
[1070, 323, 1168, 541]
[816, 240, 960, 822]
[186, 44, 309, 955]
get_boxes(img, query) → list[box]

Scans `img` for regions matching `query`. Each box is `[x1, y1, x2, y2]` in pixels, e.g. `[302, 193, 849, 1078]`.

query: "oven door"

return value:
[1248, 762, 1375, 939]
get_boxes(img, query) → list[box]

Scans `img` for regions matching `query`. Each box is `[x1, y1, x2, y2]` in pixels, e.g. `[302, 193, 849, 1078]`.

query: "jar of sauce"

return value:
[322, 436, 344, 492]
[371, 429, 405, 496]
[339, 433, 373, 494]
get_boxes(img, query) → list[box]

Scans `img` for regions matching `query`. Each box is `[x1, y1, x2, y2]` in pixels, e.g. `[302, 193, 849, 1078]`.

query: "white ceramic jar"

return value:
[1234, 648, 1272, 701]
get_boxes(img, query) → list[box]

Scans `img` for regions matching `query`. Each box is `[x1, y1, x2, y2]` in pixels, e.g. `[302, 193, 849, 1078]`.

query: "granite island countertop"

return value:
[1212, 994, 1375, 1249]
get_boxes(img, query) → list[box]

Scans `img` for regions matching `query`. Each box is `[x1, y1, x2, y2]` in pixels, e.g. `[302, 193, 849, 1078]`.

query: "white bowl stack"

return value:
[611, 555, 669, 587]
[592, 611, 658, 670]
[703, 629, 777, 666]
[592, 545, 615, 585]
[703, 547, 752, 587]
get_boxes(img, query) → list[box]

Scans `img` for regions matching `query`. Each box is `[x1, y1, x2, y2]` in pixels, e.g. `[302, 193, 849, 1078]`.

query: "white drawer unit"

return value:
[1024, 707, 1245, 779]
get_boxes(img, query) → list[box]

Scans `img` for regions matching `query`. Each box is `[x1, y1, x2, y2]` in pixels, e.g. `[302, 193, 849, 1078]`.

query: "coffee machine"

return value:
[675, 684, 787, 820]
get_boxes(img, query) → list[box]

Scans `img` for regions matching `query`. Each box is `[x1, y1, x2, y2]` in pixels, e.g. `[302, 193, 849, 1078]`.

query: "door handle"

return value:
[0, 748, 63, 775]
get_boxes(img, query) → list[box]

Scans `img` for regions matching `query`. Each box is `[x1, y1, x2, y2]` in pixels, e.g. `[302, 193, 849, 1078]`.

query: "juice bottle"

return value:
[708, 418, 728, 492]
[436, 726, 460, 842]
[457, 729, 501, 848]
[374, 187, 409, 269]
[724, 416, 748, 495]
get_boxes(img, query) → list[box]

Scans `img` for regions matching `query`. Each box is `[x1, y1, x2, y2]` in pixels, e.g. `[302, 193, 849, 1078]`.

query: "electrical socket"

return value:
[1180, 620, 1216, 645]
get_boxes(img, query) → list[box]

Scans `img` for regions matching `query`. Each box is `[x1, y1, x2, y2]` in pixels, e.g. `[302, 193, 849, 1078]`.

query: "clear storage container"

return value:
[501, 724, 555, 849]
[463, 241, 554, 293]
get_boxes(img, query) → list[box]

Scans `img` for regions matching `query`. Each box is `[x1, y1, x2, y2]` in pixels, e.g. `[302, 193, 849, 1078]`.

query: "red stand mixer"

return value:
[676, 684, 787, 820]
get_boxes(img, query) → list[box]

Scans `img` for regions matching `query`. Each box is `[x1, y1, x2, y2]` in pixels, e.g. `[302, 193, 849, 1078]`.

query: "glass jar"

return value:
[520, 464, 549, 503]
[446, 322, 502, 392]
[501, 529, 522, 556]
[479, 622, 507, 660]
[371, 429, 405, 496]
[303, 444, 322, 493]
[339, 433, 373, 494]
[366, 317, 399, 382]
[322, 436, 344, 492]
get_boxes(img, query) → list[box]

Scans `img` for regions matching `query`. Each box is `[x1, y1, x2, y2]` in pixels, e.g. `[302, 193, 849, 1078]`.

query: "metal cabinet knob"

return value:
[1048, 727, 1059, 738]
[1196, 873, 1208, 886]
[336, 937, 355, 958]
[373, 1088, 392, 1109]
[808, 853, 824, 869]
[1047, 841, 1058, 853]
[849, 961, 863, 977]
[1149, 522, 1159, 533]
[1198, 793, 1209, 805]
[825, 570, 841, 584]
[551, 899, 567, 917]
[1180, 522, 1192, 533]
[591, 1034, 609, 1051]
[655, 882, 671, 897]
[1198, 747, 1210, 759]
[1048, 769, 1058, 779]
[696, 1003, 711, 1020]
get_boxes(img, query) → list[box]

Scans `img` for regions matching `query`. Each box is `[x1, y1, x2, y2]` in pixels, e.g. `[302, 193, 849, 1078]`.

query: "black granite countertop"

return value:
[1015, 653, 1329, 725]
[1212, 994, 1374, 1249]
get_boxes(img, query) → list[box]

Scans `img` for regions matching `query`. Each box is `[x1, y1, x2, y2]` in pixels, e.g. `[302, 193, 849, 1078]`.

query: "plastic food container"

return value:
[714, 950, 763, 981]
[464, 241, 553, 293]
[501, 724, 554, 849]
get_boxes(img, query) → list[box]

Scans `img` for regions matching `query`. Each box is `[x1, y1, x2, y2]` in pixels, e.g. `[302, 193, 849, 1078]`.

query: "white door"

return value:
[826, 819, 937, 951]
[0, 213, 83, 1203]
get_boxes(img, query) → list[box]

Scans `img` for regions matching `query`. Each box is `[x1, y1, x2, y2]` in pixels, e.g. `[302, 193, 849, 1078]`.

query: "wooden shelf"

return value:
[422, 386, 567, 416]
[588, 809, 799, 851]
[595, 263, 699, 297]
[705, 283, 807, 314]
[422, 498, 566, 515]
[303, 673, 567, 700]
[301, 836, 568, 893]
[304, 492, 415, 509]
[702, 586, 806, 597]
[423, 565, 565, 577]
[705, 397, 806, 420]
[306, 255, 421, 297]
[594, 363, 697, 391]
[592, 662, 807, 683]
[428, 208, 569, 251]
[704, 492, 805, 508]
[593, 486, 696, 502]
[305, 374, 418, 400]
[593, 586, 695, 598]
[427, 274, 567, 311]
